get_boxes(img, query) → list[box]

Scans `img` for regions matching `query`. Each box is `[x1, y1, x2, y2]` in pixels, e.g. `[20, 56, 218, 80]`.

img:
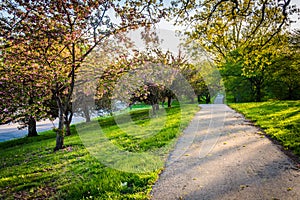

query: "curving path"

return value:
[151, 96, 300, 200]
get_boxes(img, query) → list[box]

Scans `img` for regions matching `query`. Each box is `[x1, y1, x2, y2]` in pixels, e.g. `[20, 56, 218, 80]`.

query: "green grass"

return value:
[0, 104, 199, 199]
[229, 100, 300, 157]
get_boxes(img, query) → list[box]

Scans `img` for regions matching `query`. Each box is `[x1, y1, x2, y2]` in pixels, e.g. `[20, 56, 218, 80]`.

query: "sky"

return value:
[290, 0, 300, 30]
[127, 27, 181, 54]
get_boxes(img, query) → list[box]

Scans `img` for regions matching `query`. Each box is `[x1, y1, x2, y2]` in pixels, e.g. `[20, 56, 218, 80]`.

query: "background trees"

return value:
[171, 0, 299, 102]
[267, 30, 300, 100]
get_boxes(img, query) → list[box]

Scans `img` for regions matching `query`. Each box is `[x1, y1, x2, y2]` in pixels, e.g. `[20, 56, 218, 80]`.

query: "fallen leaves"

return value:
[239, 184, 249, 190]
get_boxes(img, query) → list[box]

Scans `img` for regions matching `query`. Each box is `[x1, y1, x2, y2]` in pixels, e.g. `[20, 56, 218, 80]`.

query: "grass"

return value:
[0, 104, 199, 199]
[229, 100, 300, 157]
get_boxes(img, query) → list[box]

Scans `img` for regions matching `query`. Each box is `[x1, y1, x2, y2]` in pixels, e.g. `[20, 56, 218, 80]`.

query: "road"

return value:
[0, 117, 86, 143]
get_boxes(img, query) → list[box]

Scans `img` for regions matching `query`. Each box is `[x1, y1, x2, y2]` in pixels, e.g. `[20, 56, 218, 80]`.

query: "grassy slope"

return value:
[229, 101, 300, 157]
[0, 104, 198, 200]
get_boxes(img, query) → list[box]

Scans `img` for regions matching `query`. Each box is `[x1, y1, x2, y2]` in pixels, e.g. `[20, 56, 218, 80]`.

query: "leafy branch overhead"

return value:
[171, 0, 299, 60]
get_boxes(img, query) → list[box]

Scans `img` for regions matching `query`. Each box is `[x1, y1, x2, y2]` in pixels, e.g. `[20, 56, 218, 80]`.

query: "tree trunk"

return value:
[155, 104, 159, 110]
[197, 95, 201, 104]
[54, 107, 64, 151]
[65, 110, 73, 136]
[190, 97, 195, 103]
[288, 86, 293, 100]
[252, 77, 264, 102]
[152, 105, 156, 115]
[152, 104, 160, 115]
[255, 84, 262, 102]
[28, 116, 38, 137]
[206, 94, 211, 104]
[83, 104, 91, 122]
[167, 96, 172, 108]
[65, 121, 71, 136]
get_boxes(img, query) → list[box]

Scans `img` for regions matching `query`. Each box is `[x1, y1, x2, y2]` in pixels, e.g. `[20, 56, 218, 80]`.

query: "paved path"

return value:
[151, 100, 300, 199]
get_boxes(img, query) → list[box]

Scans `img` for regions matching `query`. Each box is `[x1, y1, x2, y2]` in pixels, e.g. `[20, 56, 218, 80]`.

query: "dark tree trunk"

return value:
[152, 105, 156, 115]
[251, 76, 264, 102]
[28, 116, 38, 137]
[65, 121, 71, 136]
[197, 95, 201, 104]
[190, 98, 194, 103]
[167, 96, 172, 108]
[288, 86, 293, 100]
[255, 84, 262, 102]
[54, 49, 76, 150]
[206, 94, 211, 104]
[65, 110, 73, 136]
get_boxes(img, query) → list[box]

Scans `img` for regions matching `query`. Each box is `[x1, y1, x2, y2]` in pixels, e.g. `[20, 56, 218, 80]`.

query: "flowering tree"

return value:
[0, 42, 55, 136]
[0, 0, 165, 150]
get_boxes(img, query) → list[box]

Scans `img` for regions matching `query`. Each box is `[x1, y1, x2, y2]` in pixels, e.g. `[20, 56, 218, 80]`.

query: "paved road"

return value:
[151, 96, 300, 199]
[0, 117, 86, 143]
[214, 94, 224, 104]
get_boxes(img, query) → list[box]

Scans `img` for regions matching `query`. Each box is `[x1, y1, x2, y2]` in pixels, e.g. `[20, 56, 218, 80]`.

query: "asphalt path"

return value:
[151, 95, 300, 199]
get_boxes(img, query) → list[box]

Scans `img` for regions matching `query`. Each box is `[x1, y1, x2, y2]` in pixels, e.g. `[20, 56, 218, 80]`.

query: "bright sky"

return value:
[290, 0, 300, 30]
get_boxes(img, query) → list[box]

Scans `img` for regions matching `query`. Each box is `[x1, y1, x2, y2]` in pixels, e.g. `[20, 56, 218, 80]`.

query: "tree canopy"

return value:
[0, 0, 166, 150]
[172, 0, 300, 102]
[0, 0, 299, 150]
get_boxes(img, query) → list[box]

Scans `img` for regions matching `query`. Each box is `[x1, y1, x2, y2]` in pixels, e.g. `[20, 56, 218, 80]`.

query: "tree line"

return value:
[0, 0, 298, 150]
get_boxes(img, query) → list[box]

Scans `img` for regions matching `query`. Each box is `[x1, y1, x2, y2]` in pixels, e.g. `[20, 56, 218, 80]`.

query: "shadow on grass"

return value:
[0, 104, 199, 199]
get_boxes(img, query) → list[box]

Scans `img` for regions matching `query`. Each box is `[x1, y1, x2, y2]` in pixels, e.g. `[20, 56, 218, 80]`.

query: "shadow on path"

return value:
[151, 97, 300, 200]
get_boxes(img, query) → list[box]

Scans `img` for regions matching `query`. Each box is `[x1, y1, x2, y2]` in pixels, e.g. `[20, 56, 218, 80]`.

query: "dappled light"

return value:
[0, 0, 299, 199]
[151, 104, 300, 199]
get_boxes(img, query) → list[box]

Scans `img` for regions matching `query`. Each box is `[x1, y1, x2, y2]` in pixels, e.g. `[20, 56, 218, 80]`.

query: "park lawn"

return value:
[229, 100, 300, 157]
[0, 104, 199, 200]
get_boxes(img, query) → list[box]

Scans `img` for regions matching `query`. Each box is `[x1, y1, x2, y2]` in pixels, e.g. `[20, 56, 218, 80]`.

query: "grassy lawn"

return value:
[0, 104, 198, 199]
[229, 100, 300, 157]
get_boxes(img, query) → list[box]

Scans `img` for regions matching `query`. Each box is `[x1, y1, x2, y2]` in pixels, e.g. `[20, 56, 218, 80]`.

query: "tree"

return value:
[1, 0, 165, 150]
[86, 47, 188, 114]
[171, 0, 299, 102]
[267, 30, 300, 100]
[220, 56, 252, 102]
[171, 0, 298, 55]
[130, 82, 165, 113]
[180, 63, 210, 103]
[0, 44, 54, 136]
[73, 40, 130, 120]
[125, 48, 188, 112]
